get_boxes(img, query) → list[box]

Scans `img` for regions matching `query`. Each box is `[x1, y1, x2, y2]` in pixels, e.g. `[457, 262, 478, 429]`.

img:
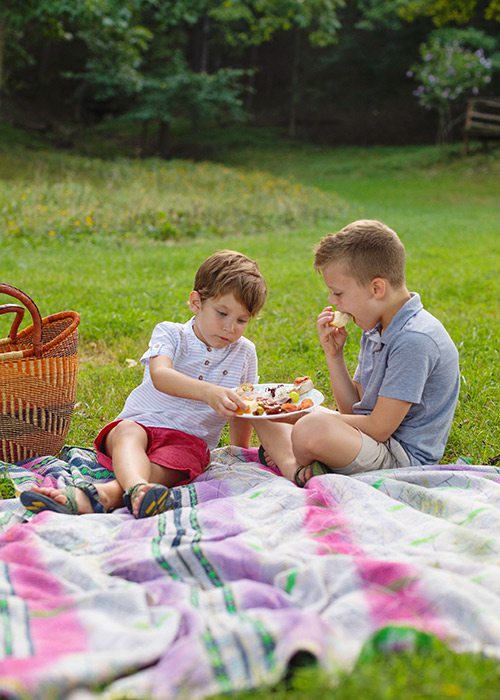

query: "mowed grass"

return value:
[0, 128, 499, 697]
[1, 131, 497, 463]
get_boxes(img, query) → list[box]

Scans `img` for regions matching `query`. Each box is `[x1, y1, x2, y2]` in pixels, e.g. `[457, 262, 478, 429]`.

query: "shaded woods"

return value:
[0, 1, 498, 153]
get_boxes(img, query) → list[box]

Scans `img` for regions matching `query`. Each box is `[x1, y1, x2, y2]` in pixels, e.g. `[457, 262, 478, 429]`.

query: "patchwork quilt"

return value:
[0, 446, 499, 699]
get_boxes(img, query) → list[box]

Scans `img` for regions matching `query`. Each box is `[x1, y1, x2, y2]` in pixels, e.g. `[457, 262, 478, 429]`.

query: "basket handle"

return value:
[0, 304, 25, 340]
[0, 284, 43, 357]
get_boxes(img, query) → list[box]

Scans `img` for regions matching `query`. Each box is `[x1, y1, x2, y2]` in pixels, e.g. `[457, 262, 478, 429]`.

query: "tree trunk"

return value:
[436, 102, 451, 144]
[245, 44, 258, 111]
[288, 28, 301, 139]
[139, 120, 149, 157]
[200, 15, 210, 73]
[157, 120, 170, 158]
[0, 20, 6, 115]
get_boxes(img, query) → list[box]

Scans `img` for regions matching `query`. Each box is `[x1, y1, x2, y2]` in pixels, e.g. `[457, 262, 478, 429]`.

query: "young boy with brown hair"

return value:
[254, 219, 460, 485]
[22, 250, 267, 517]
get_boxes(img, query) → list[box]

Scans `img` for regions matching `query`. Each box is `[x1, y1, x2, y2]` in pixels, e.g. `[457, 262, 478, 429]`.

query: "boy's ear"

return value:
[371, 277, 387, 298]
[189, 290, 202, 313]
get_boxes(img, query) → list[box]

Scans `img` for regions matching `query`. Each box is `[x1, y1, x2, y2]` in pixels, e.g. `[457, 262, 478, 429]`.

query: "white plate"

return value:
[235, 383, 324, 420]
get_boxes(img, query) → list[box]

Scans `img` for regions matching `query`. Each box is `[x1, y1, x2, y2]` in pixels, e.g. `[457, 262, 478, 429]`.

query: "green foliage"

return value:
[399, 0, 500, 26]
[211, 0, 345, 47]
[0, 140, 337, 243]
[408, 29, 495, 141]
[409, 32, 493, 108]
[0, 468, 16, 499]
[355, 0, 405, 30]
[126, 52, 247, 125]
[71, 22, 152, 100]
[0, 1, 151, 99]
[207, 634, 500, 699]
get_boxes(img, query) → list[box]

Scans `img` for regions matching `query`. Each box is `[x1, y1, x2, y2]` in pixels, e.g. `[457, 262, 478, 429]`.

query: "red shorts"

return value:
[94, 420, 211, 485]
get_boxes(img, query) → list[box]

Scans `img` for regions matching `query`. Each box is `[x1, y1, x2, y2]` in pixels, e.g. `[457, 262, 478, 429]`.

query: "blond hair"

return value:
[194, 250, 267, 316]
[314, 219, 406, 287]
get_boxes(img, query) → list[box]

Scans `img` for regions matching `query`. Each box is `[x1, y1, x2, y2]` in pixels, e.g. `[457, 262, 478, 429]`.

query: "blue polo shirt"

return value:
[353, 293, 459, 465]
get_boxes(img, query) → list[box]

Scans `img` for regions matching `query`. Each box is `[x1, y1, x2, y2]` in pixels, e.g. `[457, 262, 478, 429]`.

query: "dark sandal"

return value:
[258, 444, 269, 466]
[124, 483, 172, 519]
[294, 461, 332, 488]
[21, 483, 106, 515]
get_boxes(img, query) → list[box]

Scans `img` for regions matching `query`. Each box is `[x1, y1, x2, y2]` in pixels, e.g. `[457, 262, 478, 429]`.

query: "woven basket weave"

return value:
[0, 284, 80, 463]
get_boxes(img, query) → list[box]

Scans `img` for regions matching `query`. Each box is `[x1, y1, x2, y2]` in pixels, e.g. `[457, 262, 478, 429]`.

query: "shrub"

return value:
[408, 31, 494, 142]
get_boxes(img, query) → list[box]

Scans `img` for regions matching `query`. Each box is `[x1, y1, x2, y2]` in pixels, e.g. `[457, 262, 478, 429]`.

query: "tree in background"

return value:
[399, 1, 499, 142]
[0, 1, 40, 113]
[0, 1, 151, 123]
[408, 28, 495, 142]
[213, 0, 345, 137]
[398, 0, 500, 26]
[2, 0, 498, 147]
[124, 53, 246, 157]
[116, 1, 249, 156]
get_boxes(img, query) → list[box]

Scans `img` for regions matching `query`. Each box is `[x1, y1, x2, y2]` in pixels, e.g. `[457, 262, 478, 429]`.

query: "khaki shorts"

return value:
[339, 430, 411, 476]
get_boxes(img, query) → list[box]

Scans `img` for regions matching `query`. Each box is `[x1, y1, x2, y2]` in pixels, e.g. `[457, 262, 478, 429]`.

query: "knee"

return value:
[292, 412, 338, 454]
[292, 411, 346, 462]
[107, 420, 147, 450]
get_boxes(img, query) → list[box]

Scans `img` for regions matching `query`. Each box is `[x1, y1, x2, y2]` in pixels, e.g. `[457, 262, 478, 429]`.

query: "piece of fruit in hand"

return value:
[330, 311, 351, 328]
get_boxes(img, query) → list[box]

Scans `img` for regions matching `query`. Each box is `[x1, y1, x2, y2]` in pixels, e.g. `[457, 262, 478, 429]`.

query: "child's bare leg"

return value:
[291, 411, 362, 474]
[25, 420, 187, 516]
[250, 419, 300, 481]
[105, 420, 154, 491]
[28, 480, 124, 513]
[105, 420, 187, 516]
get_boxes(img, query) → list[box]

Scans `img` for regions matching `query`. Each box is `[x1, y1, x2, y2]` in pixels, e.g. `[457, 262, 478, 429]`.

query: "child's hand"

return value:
[205, 385, 248, 418]
[317, 306, 348, 357]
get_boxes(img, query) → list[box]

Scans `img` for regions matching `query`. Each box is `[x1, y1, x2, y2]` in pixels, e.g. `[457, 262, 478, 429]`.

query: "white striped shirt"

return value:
[116, 318, 258, 449]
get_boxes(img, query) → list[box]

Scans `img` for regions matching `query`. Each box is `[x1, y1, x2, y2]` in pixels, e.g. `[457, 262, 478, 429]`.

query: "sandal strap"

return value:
[79, 483, 106, 513]
[124, 482, 147, 514]
[61, 485, 79, 514]
[294, 460, 332, 487]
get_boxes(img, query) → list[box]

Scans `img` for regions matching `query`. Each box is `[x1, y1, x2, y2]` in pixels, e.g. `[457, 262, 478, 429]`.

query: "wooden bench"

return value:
[464, 97, 500, 153]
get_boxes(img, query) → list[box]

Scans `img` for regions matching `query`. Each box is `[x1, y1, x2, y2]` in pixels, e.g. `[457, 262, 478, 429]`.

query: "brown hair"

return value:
[194, 250, 267, 316]
[314, 219, 406, 287]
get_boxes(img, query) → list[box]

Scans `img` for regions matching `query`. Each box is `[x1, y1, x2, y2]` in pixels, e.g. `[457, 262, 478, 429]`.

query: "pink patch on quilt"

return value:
[304, 479, 363, 556]
[0, 519, 88, 675]
[356, 558, 445, 635]
[304, 479, 446, 638]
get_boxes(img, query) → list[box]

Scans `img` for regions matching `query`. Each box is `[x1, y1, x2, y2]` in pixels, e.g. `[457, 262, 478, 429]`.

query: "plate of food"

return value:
[234, 376, 324, 420]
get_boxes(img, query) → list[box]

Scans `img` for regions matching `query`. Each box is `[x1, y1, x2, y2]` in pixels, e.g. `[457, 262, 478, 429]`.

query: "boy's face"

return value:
[322, 262, 380, 331]
[189, 291, 251, 349]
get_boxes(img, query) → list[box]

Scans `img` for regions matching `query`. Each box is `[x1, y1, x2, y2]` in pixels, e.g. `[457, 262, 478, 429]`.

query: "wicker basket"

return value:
[0, 284, 80, 463]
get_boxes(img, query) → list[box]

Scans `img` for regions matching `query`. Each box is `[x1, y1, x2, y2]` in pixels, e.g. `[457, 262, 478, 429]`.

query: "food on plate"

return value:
[234, 379, 317, 417]
[235, 398, 260, 416]
[293, 376, 314, 395]
[330, 310, 351, 328]
[236, 383, 254, 394]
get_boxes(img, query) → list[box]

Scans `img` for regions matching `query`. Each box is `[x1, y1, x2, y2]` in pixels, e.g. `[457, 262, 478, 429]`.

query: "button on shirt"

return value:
[353, 293, 459, 465]
[117, 318, 258, 449]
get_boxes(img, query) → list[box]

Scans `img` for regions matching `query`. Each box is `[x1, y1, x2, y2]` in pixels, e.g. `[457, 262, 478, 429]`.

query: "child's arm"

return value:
[149, 355, 247, 419]
[228, 417, 253, 448]
[317, 307, 361, 412]
[339, 396, 411, 443]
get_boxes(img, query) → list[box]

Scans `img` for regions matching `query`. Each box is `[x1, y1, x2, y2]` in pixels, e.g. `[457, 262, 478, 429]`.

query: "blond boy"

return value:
[255, 220, 459, 485]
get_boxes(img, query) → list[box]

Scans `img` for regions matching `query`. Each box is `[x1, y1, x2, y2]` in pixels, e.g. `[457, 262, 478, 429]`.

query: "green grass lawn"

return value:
[0, 126, 499, 697]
